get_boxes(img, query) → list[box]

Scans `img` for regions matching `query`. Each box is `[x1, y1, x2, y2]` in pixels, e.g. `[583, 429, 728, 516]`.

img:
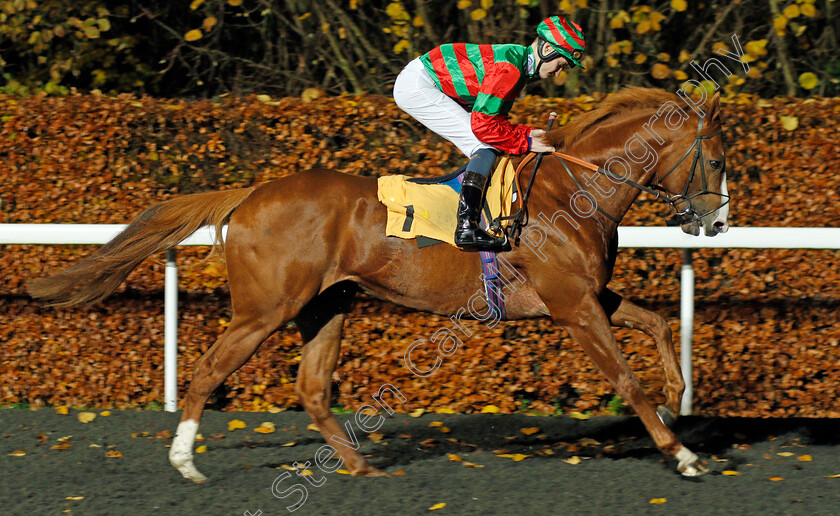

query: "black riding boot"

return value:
[454, 171, 511, 252]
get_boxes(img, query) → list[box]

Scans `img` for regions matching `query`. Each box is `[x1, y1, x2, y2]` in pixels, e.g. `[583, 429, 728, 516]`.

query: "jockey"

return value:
[393, 15, 586, 252]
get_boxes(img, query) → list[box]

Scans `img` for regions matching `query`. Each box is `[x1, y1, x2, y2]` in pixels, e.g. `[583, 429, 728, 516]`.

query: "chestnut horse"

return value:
[29, 87, 730, 482]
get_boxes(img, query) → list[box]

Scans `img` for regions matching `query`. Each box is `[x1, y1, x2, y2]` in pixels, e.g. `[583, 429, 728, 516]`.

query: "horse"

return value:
[28, 86, 730, 482]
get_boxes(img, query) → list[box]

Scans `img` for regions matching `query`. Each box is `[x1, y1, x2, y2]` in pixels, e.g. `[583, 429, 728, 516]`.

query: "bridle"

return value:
[651, 117, 730, 226]
[551, 116, 731, 226]
[498, 115, 731, 242]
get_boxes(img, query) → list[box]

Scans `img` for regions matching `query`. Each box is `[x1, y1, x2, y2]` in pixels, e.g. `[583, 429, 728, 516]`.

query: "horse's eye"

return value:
[709, 160, 722, 169]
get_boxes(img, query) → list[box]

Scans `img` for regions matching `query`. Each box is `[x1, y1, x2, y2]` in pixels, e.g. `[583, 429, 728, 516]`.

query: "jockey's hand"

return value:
[529, 129, 555, 154]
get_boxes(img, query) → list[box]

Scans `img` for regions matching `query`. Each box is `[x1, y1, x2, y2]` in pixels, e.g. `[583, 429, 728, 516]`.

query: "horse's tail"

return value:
[28, 187, 256, 308]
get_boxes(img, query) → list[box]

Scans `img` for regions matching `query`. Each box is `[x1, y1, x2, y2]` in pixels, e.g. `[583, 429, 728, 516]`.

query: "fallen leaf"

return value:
[105, 450, 122, 458]
[577, 438, 600, 446]
[569, 412, 590, 420]
[562, 456, 581, 465]
[391, 470, 406, 475]
[78, 412, 96, 424]
[439, 427, 451, 433]
[254, 422, 276, 434]
[409, 408, 425, 417]
[228, 420, 247, 431]
[8, 450, 26, 456]
[368, 432, 385, 442]
[520, 427, 540, 435]
[722, 470, 740, 476]
[195, 445, 207, 453]
[462, 461, 484, 468]
[89, 444, 101, 448]
[435, 408, 456, 414]
[428, 421, 443, 427]
[769, 476, 784, 481]
[824, 474, 840, 478]
[429, 503, 446, 510]
[448, 453, 463, 462]
[798, 455, 813, 462]
[55, 406, 69, 415]
[66, 496, 84, 501]
[496, 453, 531, 461]
[337, 469, 351, 475]
[51, 442, 71, 450]
[306, 423, 320, 432]
[649, 498, 667, 504]
[100, 411, 111, 416]
[480, 405, 500, 414]
[281, 441, 297, 447]
[777, 452, 794, 457]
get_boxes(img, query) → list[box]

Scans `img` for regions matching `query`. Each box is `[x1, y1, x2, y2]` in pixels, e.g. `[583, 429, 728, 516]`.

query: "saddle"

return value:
[377, 157, 518, 248]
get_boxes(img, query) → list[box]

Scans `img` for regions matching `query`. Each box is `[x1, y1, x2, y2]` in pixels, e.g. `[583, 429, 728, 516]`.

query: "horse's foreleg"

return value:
[295, 312, 386, 477]
[558, 293, 706, 476]
[170, 315, 280, 482]
[600, 288, 683, 424]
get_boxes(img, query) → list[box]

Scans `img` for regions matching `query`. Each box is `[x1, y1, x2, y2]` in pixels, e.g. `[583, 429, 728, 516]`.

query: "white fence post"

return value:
[164, 249, 178, 412]
[680, 248, 694, 416]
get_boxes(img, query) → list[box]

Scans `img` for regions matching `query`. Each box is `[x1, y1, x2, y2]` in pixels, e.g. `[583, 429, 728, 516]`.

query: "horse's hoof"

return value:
[351, 465, 388, 477]
[675, 446, 709, 477]
[188, 471, 209, 483]
[364, 468, 389, 477]
[170, 452, 208, 482]
[173, 461, 209, 483]
[657, 405, 677, 428]
[679, 460, 709, 477]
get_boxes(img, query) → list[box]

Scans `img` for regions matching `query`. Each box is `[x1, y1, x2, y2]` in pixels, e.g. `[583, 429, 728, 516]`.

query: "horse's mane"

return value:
[548, 86, 687, 150]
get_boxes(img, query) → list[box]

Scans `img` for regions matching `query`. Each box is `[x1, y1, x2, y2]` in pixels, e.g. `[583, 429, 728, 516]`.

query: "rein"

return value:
[496, 116, 730, 238]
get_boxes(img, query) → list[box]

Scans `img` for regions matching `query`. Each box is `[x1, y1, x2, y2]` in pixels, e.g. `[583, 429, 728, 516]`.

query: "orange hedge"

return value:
[1, 92, 839, 418]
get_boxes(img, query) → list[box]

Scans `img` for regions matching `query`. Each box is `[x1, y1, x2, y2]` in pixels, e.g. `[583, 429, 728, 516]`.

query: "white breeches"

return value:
[392, 57, 493, 158]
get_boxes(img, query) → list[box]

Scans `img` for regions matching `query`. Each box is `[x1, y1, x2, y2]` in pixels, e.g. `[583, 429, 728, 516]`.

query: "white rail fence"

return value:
[2, 224, 840, 415]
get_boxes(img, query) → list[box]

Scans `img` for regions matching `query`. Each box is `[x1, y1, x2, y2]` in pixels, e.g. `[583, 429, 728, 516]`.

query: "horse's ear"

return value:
[707, 91, 721, 123]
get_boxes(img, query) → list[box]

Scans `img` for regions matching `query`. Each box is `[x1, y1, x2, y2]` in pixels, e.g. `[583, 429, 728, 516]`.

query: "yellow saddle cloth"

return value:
[377, 157, 517, 246]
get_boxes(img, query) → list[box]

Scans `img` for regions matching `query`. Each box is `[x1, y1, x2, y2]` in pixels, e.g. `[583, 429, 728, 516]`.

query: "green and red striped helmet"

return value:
[536, 15, 586, 69]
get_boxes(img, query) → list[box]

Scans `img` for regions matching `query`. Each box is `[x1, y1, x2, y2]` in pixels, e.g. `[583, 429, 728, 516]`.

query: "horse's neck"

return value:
[560, 143, 658, 226]
[560, 110, 689, 223]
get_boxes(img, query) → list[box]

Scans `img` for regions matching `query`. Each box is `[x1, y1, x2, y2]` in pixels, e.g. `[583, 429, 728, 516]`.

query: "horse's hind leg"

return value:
[169, 311, 287, 482]
[294, 284, 386, 477]
[600, 288, 684, 424]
